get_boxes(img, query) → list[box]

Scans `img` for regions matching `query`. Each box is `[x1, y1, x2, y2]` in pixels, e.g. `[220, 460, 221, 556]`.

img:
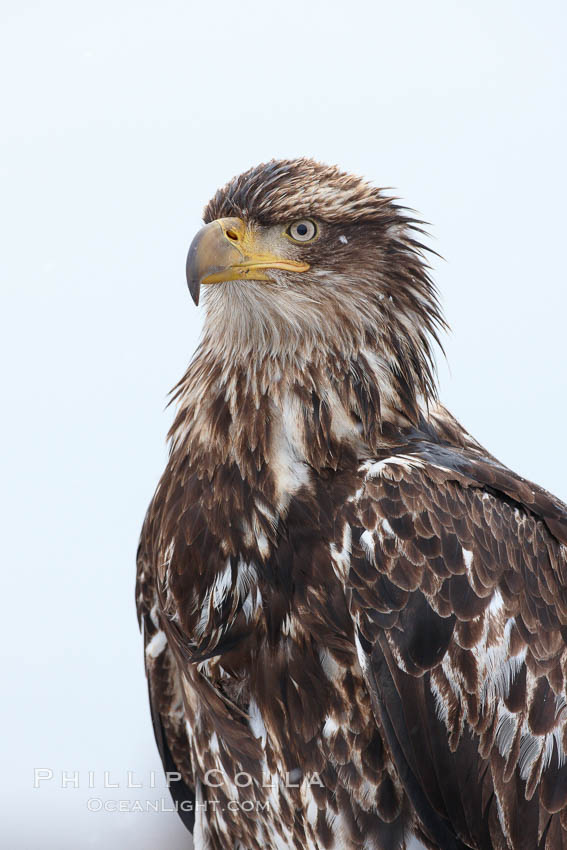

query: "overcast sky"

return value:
[2, 1, 566, 847]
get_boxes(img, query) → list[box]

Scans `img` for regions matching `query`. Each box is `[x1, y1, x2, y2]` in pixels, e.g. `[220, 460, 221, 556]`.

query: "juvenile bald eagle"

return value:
[136, 159, 567, 850]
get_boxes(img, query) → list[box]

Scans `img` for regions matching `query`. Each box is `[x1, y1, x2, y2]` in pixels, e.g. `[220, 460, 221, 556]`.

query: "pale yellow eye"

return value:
[286, 219, 318, 243]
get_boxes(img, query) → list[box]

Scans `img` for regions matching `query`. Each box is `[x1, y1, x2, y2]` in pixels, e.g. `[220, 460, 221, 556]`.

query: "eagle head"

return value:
[185, 158, 445, 415]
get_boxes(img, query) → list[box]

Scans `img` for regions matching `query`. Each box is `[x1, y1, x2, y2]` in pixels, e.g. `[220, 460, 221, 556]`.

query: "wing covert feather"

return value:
[340, 454, 567, 850]
[136, 529, 196, 833]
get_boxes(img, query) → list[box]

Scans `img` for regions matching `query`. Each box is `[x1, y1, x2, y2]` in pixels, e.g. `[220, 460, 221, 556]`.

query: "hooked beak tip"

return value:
[187, 271, 200, 306]
[186, 238, 204, 306]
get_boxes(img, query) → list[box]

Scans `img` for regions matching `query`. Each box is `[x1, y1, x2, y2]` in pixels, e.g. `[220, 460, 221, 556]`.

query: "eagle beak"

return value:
[186, 217, 310, 305]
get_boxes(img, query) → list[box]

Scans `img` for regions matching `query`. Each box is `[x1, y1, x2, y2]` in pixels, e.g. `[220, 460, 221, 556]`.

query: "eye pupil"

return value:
[287, 219, 318, 242]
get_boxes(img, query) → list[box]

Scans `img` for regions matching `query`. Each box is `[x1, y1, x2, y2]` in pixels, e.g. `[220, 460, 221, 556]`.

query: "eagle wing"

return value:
[136, 512, 196, 833]
[340, 444, 567, 850]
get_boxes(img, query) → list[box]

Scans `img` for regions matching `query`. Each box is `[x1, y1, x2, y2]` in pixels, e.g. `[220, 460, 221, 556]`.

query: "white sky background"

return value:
[1, 1, 566, 847]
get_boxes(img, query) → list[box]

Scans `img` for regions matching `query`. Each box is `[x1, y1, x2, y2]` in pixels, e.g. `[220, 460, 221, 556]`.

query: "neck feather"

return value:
[170, 311, 438, 484]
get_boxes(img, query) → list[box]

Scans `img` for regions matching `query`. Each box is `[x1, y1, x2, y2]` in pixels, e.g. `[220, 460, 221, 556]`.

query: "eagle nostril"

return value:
[225, 228, 239, 241]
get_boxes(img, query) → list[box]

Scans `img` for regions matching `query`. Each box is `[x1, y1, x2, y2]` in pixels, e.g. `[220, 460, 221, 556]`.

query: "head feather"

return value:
[204, 158, 397, 224]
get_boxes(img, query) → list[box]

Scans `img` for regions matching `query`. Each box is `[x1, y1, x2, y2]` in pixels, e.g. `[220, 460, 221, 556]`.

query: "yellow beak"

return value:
[185, 217, 310, 305]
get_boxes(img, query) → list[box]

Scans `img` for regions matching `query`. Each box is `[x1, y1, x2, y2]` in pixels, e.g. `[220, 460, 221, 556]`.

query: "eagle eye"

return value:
[285, 219, 319, 243]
